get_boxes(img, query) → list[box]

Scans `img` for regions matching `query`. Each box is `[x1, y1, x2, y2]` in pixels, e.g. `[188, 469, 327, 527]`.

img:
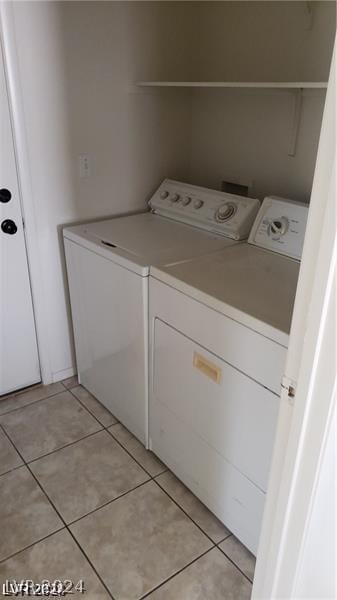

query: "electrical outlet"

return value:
[78, 154, 90, 178]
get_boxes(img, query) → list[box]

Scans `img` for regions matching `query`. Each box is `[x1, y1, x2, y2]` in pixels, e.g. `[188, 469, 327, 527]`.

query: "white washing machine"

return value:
[149, 196, 308, 554]
[63, 180, 260, 445]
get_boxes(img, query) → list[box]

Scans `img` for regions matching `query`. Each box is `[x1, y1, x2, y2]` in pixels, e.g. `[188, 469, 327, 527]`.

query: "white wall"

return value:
[188, 1, 335, 82]
[186, 1, 335, 201]
[188, 88, 326, 202]
[61, 2, 191, 220]
[10, 1, 191, 382]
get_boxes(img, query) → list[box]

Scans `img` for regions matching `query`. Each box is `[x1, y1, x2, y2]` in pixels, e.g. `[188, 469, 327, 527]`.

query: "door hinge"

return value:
[281, 376, 297, 405]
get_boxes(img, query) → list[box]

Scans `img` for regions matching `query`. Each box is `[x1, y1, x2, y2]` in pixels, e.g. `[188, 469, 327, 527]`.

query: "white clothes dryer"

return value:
[63, 180, 260, 445]
[149, 196, 308, 554]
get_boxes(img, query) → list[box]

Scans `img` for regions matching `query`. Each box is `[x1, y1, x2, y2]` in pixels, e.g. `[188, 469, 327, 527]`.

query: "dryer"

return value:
[149, 196, 308, 554]
[63, 180, 260, 445]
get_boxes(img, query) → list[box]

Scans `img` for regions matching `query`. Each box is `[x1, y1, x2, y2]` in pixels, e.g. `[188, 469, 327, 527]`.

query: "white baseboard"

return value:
[51, 367, 76, 383]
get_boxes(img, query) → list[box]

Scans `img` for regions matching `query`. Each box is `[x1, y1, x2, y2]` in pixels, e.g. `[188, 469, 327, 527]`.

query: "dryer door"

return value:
[150, 318, 280, 554]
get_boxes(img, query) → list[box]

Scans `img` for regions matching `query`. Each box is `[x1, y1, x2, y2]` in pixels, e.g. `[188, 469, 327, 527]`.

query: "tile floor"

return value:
[0, 380, 255, 599]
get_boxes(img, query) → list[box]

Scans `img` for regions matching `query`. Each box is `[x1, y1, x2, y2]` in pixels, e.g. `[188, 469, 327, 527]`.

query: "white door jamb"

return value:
[0, 3, 53, 385]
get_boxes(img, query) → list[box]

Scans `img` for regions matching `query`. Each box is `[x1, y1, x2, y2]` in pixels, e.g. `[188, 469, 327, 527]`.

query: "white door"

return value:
[252, 45, 336, 599]
[0, 44, 40, 395]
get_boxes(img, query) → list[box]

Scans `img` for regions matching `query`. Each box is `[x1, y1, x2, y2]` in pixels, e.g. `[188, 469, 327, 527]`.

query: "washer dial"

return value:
[194, 199, 204, 209]
[215, 202, 237, 222]
[181, 196, 192, 206]
[171, 193, 180, 203]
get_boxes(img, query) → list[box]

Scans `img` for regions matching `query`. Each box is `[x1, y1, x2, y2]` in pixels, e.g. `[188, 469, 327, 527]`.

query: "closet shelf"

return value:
[136, 81, 328, 89]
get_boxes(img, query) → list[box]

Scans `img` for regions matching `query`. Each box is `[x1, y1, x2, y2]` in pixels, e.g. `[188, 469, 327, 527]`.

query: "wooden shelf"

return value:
[137, 81, 328, 89]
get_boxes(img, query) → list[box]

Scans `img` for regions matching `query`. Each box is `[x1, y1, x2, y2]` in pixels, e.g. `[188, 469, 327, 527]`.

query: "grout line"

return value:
[216, 533, 233, 545]
[216, 531, 233, 544]
[0, 381, 44, 402]
[106, 426, 161, 479]
[61, 380, 78, 391]
[0, 461, 25, 479]
[217, 544, 254, 584]
[67, 387, 112, 429]
[0, 387, 74, 418]
[27, 429, 104, 466]
[68, 479, 151, 528]
[0, 424, 25, 477]
[1, 393, 224, 549]
[0, 390, 104, 469]
[68, 385, 168, 478]
[139, 546, 215, 599]
[0, 425, 104, 475]
[0, 424, 114, 599]
[0, 527, 66, 565]
[1, 384, 253, 590]
[65, 529, 116, 600]
[153, 478, 217, 547]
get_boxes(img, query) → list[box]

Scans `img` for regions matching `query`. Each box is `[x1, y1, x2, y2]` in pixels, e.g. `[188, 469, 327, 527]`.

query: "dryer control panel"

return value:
[248, 196, 309, 260]
[149, 179, 260, 240]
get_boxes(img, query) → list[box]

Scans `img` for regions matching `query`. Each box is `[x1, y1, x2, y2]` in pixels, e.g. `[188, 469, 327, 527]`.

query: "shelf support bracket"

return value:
[288, 88, 303, 157]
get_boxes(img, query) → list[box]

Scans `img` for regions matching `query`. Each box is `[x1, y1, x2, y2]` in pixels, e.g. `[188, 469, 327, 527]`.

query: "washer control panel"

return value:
[248, 196, 309, 260]
[149, 179, 260, 240]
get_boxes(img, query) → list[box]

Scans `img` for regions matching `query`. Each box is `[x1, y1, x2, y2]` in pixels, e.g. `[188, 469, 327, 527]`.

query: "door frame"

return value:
[0, 3, 52, 384]
[252, 43, 336, 598]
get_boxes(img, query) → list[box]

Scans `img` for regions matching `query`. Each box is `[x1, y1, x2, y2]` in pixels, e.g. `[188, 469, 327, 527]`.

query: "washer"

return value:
[63, 179, 260, 445]
[148, 196, 308, 554]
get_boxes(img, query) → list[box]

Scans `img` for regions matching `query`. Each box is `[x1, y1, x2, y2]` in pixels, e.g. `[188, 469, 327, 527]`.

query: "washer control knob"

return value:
[215, 202, 237, 222]
[181, 196, 192, 206]
[171, 193, 180, 203]
[160, 190, 169, 199]
[194, 199, 204, 209]
[268, 216, 289, 238]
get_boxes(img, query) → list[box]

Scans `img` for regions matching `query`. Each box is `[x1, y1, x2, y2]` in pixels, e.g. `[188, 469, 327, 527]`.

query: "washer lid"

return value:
[63, 212, 237, 276]
[151, 244, 300, 345]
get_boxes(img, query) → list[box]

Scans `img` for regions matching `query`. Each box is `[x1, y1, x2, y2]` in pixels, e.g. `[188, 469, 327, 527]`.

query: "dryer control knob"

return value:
[268, 217, 289, 238]
[194, 199, 204, 209]
[181, 196, 192, 206]
[171, 193, 180, 203]
[160, 190, 169, 199]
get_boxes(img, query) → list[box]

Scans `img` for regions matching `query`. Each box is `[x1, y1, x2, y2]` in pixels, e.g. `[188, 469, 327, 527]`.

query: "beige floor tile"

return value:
[0, 383, 64, 416]
[0, 392, 101, 462]
[156, 471, 230, 543]
[31, 430, 149, 523]
[148, 547, 252, 600]
[0, 427, 23, 475]
[0, 467, 62, 561]
[109, 423, 166, 477]
[71, 386, 118, 427]
[0, 529, 110, 599]
[70, 480, 212, 600]
[61, 375, 78, 390]
[219, 535, 256, 582]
